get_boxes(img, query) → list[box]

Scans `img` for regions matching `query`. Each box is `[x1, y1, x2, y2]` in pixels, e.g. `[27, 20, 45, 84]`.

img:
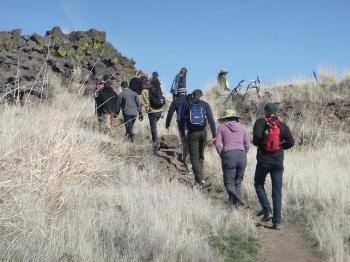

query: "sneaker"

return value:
[272, 223, 282, 230]
[187, 168, 193, 176]
[199, 180, 211, 190]
[261, 213, 273, 222]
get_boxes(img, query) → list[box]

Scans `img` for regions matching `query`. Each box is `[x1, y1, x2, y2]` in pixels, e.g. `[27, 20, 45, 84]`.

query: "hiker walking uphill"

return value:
[179, 89, 216, 189]
[170, 67, 187, 99]
[117, 81, 142, 142]
[166, 88, 192, 174]
[94, 79, 119, 134]
[142, 77, 165, 153]
[215, 110, 250, 207]
[129, 70, 144, 95]
[253, 103, 294, 230]
[217, 69, 230, 93]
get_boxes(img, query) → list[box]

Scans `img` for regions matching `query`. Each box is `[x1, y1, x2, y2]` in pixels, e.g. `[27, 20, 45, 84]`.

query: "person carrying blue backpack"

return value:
[179, 89, 216, 189]
[166, 88, 193, 174]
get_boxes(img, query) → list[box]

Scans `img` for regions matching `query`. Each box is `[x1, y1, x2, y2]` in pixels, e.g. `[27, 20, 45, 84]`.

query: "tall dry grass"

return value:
[0, 86, 257, 261]
[203, 71, 350, 262]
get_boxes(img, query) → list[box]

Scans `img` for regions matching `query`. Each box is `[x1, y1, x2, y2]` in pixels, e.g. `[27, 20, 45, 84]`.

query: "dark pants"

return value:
[123, 114, 136, 141]
[221, 150, 247, 206]
[188, 130, 207, 183]
[148, 112, 162, 144]
[254, 162, 284, 225]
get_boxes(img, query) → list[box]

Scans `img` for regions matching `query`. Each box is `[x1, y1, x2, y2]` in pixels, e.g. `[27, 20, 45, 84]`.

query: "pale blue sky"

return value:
[1, 0, 350, 91]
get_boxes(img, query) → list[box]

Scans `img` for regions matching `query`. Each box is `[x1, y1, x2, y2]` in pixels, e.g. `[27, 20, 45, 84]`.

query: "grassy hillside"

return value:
[0, 70, 349, 261]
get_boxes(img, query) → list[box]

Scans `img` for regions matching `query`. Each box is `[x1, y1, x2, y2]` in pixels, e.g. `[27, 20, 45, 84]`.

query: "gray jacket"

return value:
[118, 88, 141, 116]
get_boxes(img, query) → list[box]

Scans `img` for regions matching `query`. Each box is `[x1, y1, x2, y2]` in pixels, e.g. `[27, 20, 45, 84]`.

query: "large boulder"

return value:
[0, 27, 137, 99]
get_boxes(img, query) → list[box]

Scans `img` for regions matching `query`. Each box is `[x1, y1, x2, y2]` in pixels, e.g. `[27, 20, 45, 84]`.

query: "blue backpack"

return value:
[188, 103, 206, 129]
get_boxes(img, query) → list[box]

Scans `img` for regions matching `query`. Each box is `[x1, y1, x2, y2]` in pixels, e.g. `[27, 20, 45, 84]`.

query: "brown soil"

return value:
[257, 222, 324, 262]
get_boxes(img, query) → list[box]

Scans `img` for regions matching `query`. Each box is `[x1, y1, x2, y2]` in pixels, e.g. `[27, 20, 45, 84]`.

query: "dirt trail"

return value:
[132, 135, 325, 262]
[257, 223, 324, 262]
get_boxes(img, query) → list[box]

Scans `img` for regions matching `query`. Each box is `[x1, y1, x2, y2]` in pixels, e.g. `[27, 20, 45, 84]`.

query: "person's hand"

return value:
[138, 114, 144, 121]
[210, 138, 216, 145]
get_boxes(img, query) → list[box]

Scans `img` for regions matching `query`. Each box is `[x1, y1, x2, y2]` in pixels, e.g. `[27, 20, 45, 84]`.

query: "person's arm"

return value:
[135, 93, 141, 113]
[253, 119, 265, 147]
[243, 127, 251, 152]
[205, 102, 216, 138]
[281, 123, 295, 150]
[165, 100, 176, 129]
[141, 89, 150, 113]
[214, 125, 223, 154]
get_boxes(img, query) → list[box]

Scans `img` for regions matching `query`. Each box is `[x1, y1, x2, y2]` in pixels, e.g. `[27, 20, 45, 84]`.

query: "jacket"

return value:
[118, 88, 141, 116]
[165, 95, 187, 128]
[253, 117, 295, 166]
[179, 98, 216, 138]
[129, 77, 143, 95]
[97, 87, 119, 114]
[141, 86, 164, 113]
[215, 121, 250, 154]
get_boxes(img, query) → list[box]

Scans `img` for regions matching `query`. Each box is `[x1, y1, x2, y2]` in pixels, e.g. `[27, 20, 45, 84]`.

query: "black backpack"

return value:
[149, 86, 165, 109]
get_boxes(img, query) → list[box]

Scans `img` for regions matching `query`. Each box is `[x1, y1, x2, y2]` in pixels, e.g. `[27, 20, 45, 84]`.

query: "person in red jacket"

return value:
[253, 103, 295, 229]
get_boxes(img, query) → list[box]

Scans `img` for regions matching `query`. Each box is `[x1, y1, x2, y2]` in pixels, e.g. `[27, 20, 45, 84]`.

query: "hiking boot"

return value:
[256, 209, 264, 216]
[261, 212, 273, 222]
[272, 223, 282, 230]
[152, 141, 160, 154]
[193, 180, 211, 190]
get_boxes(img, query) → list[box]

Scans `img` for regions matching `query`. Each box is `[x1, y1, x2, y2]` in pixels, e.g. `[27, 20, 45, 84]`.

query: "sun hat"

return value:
[220, 69, 229, 74]
[152, 71, 159, 77]
[264, 103, 278, 114]
[218, 109, 241, 121]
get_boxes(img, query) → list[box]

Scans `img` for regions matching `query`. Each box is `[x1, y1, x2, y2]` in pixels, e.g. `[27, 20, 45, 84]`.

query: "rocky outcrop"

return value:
[0, 27, 136, 99]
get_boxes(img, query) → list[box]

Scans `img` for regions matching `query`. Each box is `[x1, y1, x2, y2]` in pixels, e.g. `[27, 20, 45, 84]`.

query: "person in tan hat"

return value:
[215, 109, 250, 207]
[217, 69, 230, 93]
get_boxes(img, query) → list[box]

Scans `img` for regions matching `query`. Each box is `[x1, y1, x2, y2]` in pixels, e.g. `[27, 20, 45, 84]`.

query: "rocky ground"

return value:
[0, 27, 136, 100]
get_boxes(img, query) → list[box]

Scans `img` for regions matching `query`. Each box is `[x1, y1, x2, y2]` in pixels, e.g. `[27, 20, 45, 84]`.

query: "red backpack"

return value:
[263, 118, 281, 153]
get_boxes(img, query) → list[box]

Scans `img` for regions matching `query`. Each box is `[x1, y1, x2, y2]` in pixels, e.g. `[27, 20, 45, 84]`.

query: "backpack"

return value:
[263, 118, 281, 153]
[149, 86, 165, 109]
[188, 103, 206, 130]
[170, 76, 178, 96]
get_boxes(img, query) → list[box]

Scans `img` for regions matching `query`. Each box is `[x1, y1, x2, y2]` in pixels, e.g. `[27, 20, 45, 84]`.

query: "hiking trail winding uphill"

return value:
[152, 135, 325, 262]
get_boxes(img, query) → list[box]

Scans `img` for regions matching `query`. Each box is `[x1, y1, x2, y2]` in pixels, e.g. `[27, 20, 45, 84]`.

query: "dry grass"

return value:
[0, 87, 256, 261]
[203, 73, 350, 262]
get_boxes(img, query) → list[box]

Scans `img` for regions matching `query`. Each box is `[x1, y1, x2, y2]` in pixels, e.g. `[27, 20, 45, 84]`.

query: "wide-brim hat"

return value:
[220, 69, 229, 74]
[218, 109, 241, 121]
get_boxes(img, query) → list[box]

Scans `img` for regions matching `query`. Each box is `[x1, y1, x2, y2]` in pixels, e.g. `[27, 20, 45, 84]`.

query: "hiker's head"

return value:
[186, 94, 193, 102]
[192, 89, 203, 98]
[104, 79, 113, 88]
[178, 88, 187, 96]
[152, 71, 159, 78]
[264, 103, 278, 116]
[218, 109, 240, 123]
[121, 81, 128, 89]
[180, 67, 187, 75]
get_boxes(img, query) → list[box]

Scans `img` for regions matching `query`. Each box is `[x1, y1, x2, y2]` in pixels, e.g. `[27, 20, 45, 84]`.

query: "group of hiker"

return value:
[94, 68, 295, 230]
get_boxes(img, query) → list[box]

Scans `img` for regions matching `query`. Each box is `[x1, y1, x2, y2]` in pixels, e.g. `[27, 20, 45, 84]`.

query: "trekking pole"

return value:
[223, 80, 245, 105]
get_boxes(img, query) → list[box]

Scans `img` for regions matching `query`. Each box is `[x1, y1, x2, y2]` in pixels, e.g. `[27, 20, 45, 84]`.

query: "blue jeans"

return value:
[254, 162, 284, 225]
